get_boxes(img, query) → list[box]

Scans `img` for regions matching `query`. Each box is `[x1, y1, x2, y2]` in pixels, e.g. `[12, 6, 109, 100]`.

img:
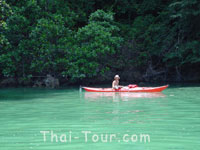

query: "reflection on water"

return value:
[84, 92, 166, 101]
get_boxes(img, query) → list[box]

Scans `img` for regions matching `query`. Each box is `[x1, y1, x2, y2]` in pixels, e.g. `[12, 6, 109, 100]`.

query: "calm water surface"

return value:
[0, 86, 200, 150]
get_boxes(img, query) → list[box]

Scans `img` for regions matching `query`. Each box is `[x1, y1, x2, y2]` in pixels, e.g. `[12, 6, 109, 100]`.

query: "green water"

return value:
[0, 86, 200, 150]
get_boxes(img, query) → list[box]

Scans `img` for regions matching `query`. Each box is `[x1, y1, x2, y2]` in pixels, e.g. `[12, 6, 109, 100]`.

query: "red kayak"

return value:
[83, 85, 168, 92]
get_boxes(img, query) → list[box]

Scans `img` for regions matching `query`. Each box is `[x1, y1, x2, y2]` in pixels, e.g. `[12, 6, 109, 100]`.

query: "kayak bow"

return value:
[83, 85, 168, 92]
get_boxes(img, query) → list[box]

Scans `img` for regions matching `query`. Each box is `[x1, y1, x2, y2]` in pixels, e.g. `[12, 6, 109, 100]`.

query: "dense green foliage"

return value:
[0, 0, 200, 84]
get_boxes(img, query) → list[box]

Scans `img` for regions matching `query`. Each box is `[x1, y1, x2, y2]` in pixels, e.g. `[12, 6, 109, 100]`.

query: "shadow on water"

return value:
[0, 88, 73, 101]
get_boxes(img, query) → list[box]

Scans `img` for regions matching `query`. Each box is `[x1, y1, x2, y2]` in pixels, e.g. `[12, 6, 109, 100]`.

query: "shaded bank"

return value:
[0, 72, 199, 88]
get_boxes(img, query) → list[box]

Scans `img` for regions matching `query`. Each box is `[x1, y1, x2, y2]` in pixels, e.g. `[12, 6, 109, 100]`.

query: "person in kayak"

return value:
[112, 75, 124, 89]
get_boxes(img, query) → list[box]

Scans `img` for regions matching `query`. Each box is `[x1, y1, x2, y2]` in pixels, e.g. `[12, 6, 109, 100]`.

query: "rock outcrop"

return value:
[44, 74, 59, 88]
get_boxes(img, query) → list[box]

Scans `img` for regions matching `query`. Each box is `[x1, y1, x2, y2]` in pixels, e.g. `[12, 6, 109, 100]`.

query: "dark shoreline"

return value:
[0, 77, 200, 89]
